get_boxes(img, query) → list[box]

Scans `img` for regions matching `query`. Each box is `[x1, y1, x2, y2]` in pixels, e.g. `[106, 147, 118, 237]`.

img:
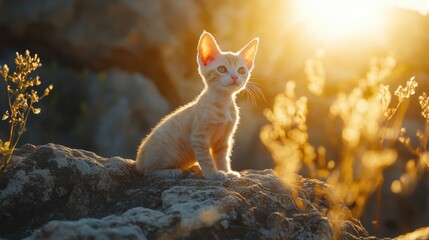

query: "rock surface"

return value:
[88, 69, 169, 158]
[0, 144, 374, 239]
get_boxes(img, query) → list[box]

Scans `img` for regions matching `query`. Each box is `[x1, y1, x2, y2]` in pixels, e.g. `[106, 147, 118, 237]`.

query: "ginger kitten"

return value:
[136, 31, 258, 180]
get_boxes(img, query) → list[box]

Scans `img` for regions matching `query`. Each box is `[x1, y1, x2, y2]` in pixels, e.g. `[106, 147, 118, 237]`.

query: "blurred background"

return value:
[0, 0, 428, 238]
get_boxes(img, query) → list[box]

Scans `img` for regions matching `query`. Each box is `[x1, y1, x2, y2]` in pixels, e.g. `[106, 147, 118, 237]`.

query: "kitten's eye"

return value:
[238, 67, 246, 75]
[217, 66, 227, 73]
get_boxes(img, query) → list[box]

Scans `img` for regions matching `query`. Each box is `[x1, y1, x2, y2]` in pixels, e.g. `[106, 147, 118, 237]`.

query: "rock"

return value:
[0, 0, 203, 103]
[0, 144, 135, 239]
[88, 69, 169, 158]
[0, 144, 374, 239]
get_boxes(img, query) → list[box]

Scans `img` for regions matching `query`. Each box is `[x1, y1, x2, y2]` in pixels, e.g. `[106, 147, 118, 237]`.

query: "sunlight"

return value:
[395, 0, 429, 15]
[292, 0, 389, 42]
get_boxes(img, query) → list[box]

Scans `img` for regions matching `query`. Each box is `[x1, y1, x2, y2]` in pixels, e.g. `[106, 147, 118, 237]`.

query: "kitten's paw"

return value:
[204, 170, 227, 181]
[226, 170, 241, 178]
[189, 164, 202, 174]
[152, 169, 183, 179]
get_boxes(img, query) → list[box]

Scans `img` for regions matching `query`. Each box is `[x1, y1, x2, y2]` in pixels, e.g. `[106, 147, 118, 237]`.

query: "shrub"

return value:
[0, 50, 53, 173]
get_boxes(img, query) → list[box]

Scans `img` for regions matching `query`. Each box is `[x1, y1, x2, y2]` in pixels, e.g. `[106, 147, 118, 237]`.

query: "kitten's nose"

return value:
[231, 74, 238, 82]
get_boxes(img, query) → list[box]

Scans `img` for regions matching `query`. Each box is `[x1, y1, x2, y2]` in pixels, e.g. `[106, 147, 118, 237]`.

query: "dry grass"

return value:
[260, 52, 429, 222]
[0, 50, 53, 173]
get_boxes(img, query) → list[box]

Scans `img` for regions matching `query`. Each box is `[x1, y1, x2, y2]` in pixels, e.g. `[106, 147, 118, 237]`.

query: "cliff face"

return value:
[0, 144, 373, 239]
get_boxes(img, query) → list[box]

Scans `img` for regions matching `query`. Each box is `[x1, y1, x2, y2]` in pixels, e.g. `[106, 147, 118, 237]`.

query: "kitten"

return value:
[136, 31, 258, 180]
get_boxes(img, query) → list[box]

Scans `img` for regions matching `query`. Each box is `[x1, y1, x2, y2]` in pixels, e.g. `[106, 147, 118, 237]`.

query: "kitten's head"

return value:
[197, 31, 258, 95]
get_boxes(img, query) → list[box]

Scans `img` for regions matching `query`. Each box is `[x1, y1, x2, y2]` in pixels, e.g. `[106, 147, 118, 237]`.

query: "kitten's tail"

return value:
[135, 154, 145, 174]
[129, 160, 138, 171]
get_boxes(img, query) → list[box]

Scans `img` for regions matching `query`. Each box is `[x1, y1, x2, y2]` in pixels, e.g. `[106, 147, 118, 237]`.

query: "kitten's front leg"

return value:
[191, 132, 227, 180]
[213, 140, 241, 178]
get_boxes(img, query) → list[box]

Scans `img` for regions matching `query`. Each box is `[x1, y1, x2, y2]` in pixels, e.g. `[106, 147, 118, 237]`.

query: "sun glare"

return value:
[293, 0, 389, 42]
[395, 0, 429, 15]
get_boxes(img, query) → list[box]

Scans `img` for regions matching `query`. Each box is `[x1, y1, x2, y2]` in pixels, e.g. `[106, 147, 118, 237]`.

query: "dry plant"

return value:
[0, 50, 53, 173]
[306, 49, 325, 96]
[260, 81, 315, 183]
[260, 52, 428, 223]
[391, 92, 429, 195]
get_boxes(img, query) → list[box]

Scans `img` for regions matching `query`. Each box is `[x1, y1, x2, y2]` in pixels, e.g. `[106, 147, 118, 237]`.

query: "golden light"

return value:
[292, 0, 390, 42]
[395, 0, 429, 15]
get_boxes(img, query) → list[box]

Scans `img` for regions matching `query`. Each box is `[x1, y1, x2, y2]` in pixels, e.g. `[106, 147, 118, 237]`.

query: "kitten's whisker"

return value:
[248, 81, 261, 91]
[252, 87, 261, 101]
[243, 87, 255, 106]
[249, 81, 263, 88]
[247, 84, 258, 100]
[251, 88, 258, 107]
[250, 90, 257, 106]
[246, 81, 266, 103]
[250, 86, 262, 104]
[251, 84, 266, 102]
[244, 88, 251, 103]
[247, 84, 258, 106]
[244, 88, 253, 106]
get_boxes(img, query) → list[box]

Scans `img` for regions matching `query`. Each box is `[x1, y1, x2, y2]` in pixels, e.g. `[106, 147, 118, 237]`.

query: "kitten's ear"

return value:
[197, 31, 221, 66]
[239, 38, 259, 69]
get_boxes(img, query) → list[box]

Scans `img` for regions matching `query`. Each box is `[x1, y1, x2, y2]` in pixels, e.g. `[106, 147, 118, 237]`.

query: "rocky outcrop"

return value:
[0, 143, 134, 239]
[88, 69, 169, 158]
[0, 144, 373, 239]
